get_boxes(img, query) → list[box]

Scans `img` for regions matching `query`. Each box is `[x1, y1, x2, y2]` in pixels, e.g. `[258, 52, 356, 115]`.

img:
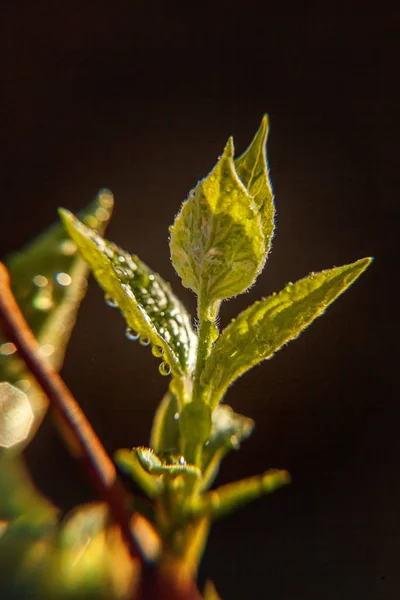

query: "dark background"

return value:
[0, 2, 398, 599]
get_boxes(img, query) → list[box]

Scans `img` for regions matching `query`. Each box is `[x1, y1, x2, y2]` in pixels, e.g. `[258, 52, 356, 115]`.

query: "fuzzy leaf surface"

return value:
[202, 258, 372, 407]
[59, 210, 197, 381]
[235, 115, 275, 255]
[0, 190, 113, 447]
[169, 138, 265, 304]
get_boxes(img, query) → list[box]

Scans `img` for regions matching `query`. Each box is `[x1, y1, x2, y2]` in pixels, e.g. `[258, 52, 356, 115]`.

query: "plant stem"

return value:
[192, 297, 218, 405]
[0, 262, 144, 562]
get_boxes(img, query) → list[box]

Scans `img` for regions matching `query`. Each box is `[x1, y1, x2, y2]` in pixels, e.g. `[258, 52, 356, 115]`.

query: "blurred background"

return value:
[0, 2, 398, 598]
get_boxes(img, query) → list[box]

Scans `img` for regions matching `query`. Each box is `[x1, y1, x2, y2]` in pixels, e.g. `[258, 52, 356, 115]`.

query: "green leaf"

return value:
[114, 448, 161, 498]
[169, 137, 265, 307]
[136, 447, 201, 480]
[59, 209, 197, 391]
[235, 115, 275, 255]
[189, 469, 291, 521]
[201, 405, 254, 491]
[202, 258, 373, 408]
[149, 391, 180, 454]
[0, 190, 114, 448]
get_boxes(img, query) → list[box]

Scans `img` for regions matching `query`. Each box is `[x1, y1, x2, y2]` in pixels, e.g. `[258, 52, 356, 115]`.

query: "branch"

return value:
[0, 262, 145, 561]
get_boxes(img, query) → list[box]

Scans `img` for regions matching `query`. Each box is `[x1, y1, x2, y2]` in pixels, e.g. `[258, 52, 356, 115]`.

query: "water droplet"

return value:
[105, 294, 118, 308]
[60, 240, 77, 256]
[55, 272, 72, 287]
[0, 342, 17, 356]
[94, 236, 106, 251]
[151, 345, 164, 357]
[159, 362, 171, 376]
[173, 412, 179, 421]
[32, 274, 48, 288]
[148, 274, 155, 281]
[140, 337, 150, 346]
[179, 456, 186, 465]
[118, 255, 126, 263]
[126, 328, 140, 341]
[113, 266, 127, 278]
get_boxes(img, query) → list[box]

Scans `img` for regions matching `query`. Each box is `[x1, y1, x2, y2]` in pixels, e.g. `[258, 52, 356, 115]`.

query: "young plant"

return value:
[0, 117, 372, 599]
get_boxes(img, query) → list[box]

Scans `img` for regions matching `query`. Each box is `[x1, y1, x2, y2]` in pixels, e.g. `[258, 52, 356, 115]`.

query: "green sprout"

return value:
[0, 117, 372, 599]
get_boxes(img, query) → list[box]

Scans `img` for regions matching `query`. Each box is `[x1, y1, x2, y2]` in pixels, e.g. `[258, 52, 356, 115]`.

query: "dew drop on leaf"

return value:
[105, 294, 118, 308]
[126, 327, 140, 341]
[151, 345, 164, 357]
[159, 362, 171, 376]
[139, 337, 151, 346]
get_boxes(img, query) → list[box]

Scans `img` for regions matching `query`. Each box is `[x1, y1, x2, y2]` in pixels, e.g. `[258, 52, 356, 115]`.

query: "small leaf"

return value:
[202, 258, 373, 407]
[189, 469, 291, 521]
[235, 115, 275, 256]
[114, 448, 161, 498]
[201, 405, 254, 490]
[136, 447, 201, 480]
[169, 137, 265, 305]
[149, 391, 180, 454]
[59, 210, 197, 386]
[0, 190, 114, 447]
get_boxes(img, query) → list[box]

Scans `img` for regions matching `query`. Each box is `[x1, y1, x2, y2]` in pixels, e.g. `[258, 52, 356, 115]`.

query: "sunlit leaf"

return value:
[201, 405, 254, 491]
[59, 210, 197, 391]
[114, 448, 161, 499]
[189, 469, 291, 521]
[136, 447, 201, 480]
[235, 114, 275, 255]
[0, 190, 114, 447]
[169, 137, 265, 309]
[202, 258, 373, 408]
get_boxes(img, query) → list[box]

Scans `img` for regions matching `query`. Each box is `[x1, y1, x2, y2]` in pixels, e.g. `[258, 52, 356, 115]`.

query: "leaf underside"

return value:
[60, 209, 197, 383]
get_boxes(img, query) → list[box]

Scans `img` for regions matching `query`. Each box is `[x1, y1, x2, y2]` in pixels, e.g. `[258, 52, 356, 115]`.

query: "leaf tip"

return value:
[223, 136, 235, 158]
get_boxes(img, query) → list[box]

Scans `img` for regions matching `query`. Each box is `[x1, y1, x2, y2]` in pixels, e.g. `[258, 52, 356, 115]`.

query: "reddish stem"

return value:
[0, 262, 143, 561]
